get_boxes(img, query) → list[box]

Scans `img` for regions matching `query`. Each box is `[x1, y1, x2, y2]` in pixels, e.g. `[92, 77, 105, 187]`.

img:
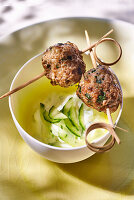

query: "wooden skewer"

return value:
[85, 30, 120, 145]
[93, 38, 122, 66]
[85, 123, 116, 153]
[0, 29, 114, 100]
[82, 29, 113, 53]
[0, 30, 112, 100]
[84, 31, 127, 134]
[115, 125, 128, 133]
[0, 71, 46, 100]
[106, 108, 120, 144]
[85, 30, 97, 68]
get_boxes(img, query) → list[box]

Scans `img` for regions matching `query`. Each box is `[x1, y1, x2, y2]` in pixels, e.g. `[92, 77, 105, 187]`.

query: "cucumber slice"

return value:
[68, 106, 79, 130]
[49, 106, 67, 120]
[62, 97, 81, 136]
[78, 103, 85, 130]
[51, 122, 77, 146]
[59, 127, 76, 146]
[62, 97, 73, 116]
[43, 110, 61, 123]
[64, 118, 81, 137]
[40, 103, 61, 123]
[40, 103, 46, 123]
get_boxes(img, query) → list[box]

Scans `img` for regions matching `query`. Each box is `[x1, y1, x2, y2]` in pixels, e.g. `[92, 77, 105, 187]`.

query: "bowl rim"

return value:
[8, 16, 124, 151]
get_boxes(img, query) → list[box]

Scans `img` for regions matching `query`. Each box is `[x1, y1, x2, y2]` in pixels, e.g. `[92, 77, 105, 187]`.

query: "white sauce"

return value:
[32, 93, 107, 148]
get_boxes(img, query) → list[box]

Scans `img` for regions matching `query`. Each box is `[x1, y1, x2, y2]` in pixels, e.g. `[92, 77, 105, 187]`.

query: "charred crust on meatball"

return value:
[76, 65, 122, 113]
[42, 42, 86, 87]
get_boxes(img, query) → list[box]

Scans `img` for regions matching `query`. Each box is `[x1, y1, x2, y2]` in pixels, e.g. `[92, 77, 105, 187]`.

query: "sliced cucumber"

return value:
[64, 118, 81, 137]
[51, 122, 77, 146]
[40, 103, 46, 123]
[49, 106, 67, 120]
[68, 106, 79, 130]
[62, 97, 73, 116]
[62, 97, 81, 136]
[59, 127, 76, 146]
[43, 110, 61, 123]
[78, 103, 85, 130]
[40, 103, 61, 123]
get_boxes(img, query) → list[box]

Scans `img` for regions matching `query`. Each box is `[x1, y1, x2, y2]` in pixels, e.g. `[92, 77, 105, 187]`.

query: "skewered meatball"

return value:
[42, 42, 86, 87]
[76, 65, 122, 113]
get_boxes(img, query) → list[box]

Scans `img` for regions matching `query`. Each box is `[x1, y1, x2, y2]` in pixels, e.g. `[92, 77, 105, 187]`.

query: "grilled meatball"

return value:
[42, 42, 86, 87]
[76, 65, 122, 113]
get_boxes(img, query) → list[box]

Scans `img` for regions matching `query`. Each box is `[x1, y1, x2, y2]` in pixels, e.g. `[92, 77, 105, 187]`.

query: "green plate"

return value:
[0, 17, 134, 200]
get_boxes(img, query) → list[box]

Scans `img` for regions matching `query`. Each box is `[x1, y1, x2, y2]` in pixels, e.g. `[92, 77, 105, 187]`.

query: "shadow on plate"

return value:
[57, 97, 134, 195]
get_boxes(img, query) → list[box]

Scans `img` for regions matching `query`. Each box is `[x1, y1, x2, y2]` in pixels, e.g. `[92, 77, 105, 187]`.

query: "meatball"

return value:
[76, 65, 122, 113]
[42, 42, 86, 87]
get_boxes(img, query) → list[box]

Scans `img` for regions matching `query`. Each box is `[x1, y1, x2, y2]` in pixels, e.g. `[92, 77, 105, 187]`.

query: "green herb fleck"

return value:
[56, 65, 59, 68]
[47, 64, 51, 68]
[97, 91, 106, 102]
[61, 125, 63, 129]
[91, 69, 96, 73]
[96, 79, 102, 84]
[85, 93, 91, 100]
[95, 76, 102, 84]
[78, 85, 81, 93]
[61, 57, 66, 61]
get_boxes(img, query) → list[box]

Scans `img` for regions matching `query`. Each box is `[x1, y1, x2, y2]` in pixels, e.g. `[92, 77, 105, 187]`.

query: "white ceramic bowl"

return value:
[9, 54, 122, 163]
[9, 18, 123, 163]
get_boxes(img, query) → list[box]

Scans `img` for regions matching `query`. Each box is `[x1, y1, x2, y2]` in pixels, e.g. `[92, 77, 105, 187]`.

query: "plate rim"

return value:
[0, 16, 134, 41]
